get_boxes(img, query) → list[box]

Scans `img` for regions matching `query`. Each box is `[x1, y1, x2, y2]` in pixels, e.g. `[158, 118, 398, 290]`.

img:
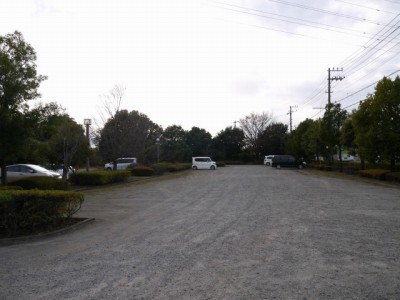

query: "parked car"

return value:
[271, 155, 306, 169]
[52, 165, 75, 179]
[3, 164, 62, 182]
[334, 154, 355, 162]
[104, 158, 137, 170]
[264, 155, 275, 166]
[192, 157, 217, 170]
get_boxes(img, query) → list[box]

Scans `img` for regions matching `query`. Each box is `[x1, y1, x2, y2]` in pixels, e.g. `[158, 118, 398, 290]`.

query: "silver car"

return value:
[5, 164, 62, 181]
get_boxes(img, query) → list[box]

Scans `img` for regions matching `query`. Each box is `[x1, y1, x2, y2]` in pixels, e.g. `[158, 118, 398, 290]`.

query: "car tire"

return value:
[298, 164, 303, 169]
[266, 163, 270, 166]
[210, 166, 216, 170]
[106, 167, 112, 171]
[192, 166, 198, 170]
[276, 165, 281, 169]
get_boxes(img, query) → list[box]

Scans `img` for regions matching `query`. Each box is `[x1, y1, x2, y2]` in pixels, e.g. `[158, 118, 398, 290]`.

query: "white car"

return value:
[52, 166, 75, 179]
[4, 164, 62, 182]
[192, 157, 217, 170]
[104, 158, 137, 170]
[264, 155, 275, 166]
[334, 154, 355, 162]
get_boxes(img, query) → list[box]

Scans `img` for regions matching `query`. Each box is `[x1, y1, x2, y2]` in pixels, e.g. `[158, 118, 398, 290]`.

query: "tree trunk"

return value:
[390, 156, 396, 172]
[0, 157, 7, 185]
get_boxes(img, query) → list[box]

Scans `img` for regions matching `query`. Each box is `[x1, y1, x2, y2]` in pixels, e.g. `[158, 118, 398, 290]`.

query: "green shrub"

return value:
[359, 169, 391, 180]
[217, 161, 226, 167]
[70, 171, 130, 186]
[0, 190, 84, 236]
[0, 185, 23, 190]
[150, 163, 191, 174]
[9, 176, 70, 190]
[130, 166, 155, 176]
[386, 172, 400, 183]
[225, 161, 246, 165]
[166, 163, 191, 172]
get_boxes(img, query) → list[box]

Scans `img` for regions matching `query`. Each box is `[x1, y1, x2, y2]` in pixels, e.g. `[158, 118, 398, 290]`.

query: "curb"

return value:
[0, 217, 95, 246]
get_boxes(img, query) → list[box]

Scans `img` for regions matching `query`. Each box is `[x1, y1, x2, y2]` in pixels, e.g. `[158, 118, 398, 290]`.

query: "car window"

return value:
[20, 165, 33, 173]
[6, 165, 20, 172]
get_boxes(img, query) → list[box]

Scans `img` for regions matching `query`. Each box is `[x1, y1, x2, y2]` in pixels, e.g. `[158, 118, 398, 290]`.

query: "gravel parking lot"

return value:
[1, 165, 400, 299]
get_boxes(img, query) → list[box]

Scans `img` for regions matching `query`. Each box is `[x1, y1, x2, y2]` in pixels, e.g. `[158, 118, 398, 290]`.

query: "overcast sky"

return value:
[1, 0, 400, 136]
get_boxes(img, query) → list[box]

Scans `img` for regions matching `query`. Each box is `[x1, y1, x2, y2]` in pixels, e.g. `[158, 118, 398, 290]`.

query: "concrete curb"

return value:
[0, 217, 95, 246]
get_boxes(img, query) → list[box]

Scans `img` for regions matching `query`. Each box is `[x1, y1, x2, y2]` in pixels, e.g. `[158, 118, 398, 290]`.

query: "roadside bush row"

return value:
[7, 176, 70, 190]
[149, 163, 191, 175]
[310, 163, 400, 183]
[359, 169, 400, 182]
[70, 171, 130, 186]
[0, 190, 84, 236]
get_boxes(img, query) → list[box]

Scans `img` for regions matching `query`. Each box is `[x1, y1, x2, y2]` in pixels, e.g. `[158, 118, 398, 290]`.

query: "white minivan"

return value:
[264, 155, 275, 166]
[104, 157, 137, 170]
[192, 157, 217, 170]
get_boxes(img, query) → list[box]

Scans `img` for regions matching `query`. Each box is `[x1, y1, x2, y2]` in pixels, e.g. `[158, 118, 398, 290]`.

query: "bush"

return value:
[225, 161, 247, 165]
[150, 163, 191, 174]
[359, 169, 391, 180]
[0, 190, 84, 236]
[130, 166, 155, 176]
[9, 176, 70, 190]
[166, 163, 191, 172]
[70, 171, 130, 186]
[217, 161, 226, 167]
[0, 186, 23, 190]
[386, 172, 400, 183]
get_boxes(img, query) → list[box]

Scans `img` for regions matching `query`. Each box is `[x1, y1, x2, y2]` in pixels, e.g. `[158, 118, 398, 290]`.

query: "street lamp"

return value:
[84, 119, 91, 171]
[156, 138, 160, 163]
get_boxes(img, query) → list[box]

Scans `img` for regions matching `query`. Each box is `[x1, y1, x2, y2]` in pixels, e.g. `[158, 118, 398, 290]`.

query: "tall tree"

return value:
[98, 110, 161, 165]
[161, 125, 191, 162]
[0, 31, 47, 184]
[212, 126, 245, 161]
[186, 127, 213, 157]
[287, 118, 321, 162]
[239, 112, 273, 158]
[258, 122, 288, 156]
[353, 76, 400, 170]
[319, 103, 348, 165]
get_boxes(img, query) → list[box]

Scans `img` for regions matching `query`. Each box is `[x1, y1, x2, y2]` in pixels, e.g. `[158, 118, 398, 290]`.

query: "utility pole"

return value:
[288, 105, 297, 132]
[327, 67, 345, 106]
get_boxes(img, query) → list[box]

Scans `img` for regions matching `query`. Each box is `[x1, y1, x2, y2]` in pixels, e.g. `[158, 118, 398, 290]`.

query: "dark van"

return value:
[271, 155, 306, 169]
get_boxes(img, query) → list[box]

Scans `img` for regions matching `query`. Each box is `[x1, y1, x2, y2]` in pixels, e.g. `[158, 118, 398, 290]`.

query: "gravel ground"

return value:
[1, 165, 400, 299]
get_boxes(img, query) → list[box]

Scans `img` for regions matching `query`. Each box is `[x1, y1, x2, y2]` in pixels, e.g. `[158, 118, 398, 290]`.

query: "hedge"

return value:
[130, 166, 155, 176]
[385, 172, 400, 183]
[8, 176, 70, 190]
[150, 163, 191, 174]
[359, 169, 391, 180]
[0, 190, 84, 236]
[70, 171, 130, 186]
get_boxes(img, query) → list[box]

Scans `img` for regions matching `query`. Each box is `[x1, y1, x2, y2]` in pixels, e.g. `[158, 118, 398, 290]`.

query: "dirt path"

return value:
[1, 166, 399, 299]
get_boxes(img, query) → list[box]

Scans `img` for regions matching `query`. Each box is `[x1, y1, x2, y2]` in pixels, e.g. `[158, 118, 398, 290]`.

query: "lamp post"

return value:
[156, 138, 160, 163]
[84, 119, 91, 171]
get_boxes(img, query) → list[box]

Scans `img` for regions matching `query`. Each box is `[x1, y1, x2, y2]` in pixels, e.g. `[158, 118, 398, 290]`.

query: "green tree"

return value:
[161, 125, 191, 162]
[353, 76, 400, 170]
[258, 122, 288, 156]
[212, 126, 245, 161]
[340, 114, 356, 156]
[98, 110, 162, 165]
[0, 31, 47, 184]
[319, 103, 348, 165]
[287, 118, 321, 162]
[186, 127, 212, 157]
